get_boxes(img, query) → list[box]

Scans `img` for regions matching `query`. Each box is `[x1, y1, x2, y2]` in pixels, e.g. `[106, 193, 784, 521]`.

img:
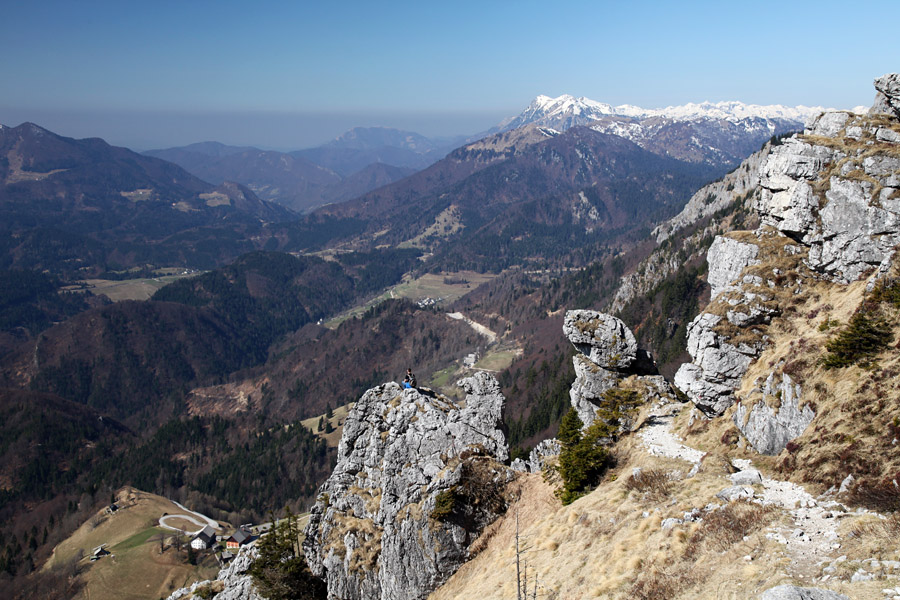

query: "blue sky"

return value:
[2, 0, 897, 150]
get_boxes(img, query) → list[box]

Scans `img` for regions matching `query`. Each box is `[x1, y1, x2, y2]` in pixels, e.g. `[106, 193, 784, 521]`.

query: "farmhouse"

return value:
[191, 525, 216, 550]
[225, 527, 251, 549]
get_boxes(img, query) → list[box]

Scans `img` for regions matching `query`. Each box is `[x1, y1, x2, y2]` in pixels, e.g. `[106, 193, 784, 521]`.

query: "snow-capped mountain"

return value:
[498, 94, 832, 132]
[495, 94, 842, 167]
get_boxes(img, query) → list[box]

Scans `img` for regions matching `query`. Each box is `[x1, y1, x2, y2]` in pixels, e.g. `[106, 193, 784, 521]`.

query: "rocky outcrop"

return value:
[674, 308, 760, 416]
[733, 372, 815, 455]
[706, 236, 761, 299]
[872, 73, 900, 118]
[564, 309, 676, 427]
[563, 310, 637, 369]
[677, 75, 900, 421]
[165, 545, 262, 600]
[527, 438, 561, 473]
[303, 374, 510, 600]
[756, 94, 900, 283]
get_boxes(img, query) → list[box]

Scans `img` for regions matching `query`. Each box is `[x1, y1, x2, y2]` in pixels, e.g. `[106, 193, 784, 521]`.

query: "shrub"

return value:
[556, 409, 612, 505]
[624, 468, 672, 501]
[431, 489, 456, 521]
[822, 311, 893, 369]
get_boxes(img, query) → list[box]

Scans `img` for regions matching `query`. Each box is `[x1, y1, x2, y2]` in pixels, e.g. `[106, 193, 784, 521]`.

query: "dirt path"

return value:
[446, 312, 498, 343]
[638, 400, 843, 580]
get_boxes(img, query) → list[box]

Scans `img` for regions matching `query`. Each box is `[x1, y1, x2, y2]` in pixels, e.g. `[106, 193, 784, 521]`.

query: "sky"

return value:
[2, 0, 898, 151]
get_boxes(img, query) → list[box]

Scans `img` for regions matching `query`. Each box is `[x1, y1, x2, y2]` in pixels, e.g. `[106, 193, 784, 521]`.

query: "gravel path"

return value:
[637, 401, 704, 466]
[639, 401, 843, 580]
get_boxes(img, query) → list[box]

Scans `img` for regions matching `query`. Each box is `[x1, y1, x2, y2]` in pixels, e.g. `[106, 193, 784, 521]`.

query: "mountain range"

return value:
[0, 123, 294, 275]
[496, 93, 831, 166]
[145, 127, 464, 212]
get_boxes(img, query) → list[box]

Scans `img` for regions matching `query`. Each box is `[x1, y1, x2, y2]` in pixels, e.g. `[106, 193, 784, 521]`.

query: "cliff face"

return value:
[302, 374, 510, 600]
[676, 73, 900, 457]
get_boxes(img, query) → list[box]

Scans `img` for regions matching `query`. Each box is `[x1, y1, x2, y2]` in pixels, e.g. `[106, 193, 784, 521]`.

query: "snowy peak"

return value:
[501, 94, 835, 133]
[493, 94, 846, 167]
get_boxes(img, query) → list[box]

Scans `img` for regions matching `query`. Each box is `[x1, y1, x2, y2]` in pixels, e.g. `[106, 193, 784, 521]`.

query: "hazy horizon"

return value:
[2, 0, 897, 151]
[0, 107, 510, 152]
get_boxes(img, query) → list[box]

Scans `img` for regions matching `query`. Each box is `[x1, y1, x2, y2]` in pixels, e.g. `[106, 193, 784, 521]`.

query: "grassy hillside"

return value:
[44, 487, 222, 600]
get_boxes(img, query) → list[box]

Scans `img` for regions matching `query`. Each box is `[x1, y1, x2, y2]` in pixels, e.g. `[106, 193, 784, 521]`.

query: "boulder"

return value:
[871, 73, 900, 118]
[730, 468, 763, 486]
[733, 373, 815, 455]
[715, 485, 754, 501]
[759, 584, 850, 600]
[563, 310, 637, 369]
[303, 373, 511, 600]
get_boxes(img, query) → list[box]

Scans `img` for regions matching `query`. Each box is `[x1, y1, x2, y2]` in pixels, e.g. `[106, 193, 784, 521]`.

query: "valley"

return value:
[1, 46, 897, 600]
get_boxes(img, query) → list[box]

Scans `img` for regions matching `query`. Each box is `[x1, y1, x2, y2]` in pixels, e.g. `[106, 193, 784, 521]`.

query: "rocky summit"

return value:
[302, 373, 511, 600]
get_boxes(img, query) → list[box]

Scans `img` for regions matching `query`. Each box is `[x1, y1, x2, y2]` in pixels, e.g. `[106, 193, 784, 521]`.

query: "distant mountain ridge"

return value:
[494, 94, 849, 167]
[147, 127, 457, 211]
[498, 93, 832, 131]
[0, 122, 293, 275]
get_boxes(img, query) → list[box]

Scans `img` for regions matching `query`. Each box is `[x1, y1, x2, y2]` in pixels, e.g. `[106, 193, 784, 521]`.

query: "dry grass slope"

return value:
[45, 487, 222, 600]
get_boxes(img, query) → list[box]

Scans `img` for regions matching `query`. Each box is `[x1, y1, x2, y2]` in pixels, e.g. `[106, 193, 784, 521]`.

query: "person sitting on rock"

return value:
[406, 368, 417, 389]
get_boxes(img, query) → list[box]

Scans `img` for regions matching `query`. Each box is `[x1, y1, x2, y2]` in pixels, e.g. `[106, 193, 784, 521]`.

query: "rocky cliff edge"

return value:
[302, 373, 511, 600]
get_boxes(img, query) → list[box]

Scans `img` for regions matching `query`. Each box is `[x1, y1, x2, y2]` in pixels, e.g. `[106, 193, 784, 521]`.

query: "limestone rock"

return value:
[707, 236, 760, 300]
[563, 310, 637, 369]
[527, 438, 561, 473]
[510, 458, 528, 472]
[730, 468, 763, 485]
[303, 374, 510, 600]
[733, 373, 815, 455]
[568, 354, 620, 427]
[871, 73, 900, 118]
[715, 485, 754, 501]
[759, 584, 850, 600]
[164, 545, 262, 600]
[674, 312, 757, 416]
[756, 85, 900, 284]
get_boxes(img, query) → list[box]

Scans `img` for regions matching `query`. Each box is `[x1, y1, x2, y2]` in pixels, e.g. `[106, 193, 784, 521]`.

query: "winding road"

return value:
[158, 500, 219, 535]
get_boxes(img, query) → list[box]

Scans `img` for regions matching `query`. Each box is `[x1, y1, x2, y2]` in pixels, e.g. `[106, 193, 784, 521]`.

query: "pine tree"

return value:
[556, 408, 610, 505]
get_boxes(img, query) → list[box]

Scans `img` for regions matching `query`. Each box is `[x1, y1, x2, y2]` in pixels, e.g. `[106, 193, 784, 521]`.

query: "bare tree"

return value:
[149, 532, 166, 554]
[514, 508, 540, 600]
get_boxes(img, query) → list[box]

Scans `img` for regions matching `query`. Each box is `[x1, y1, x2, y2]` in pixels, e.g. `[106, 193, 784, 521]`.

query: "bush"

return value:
[431, 489, 456, 521]
[822, 311, 893, 369]
[624, 468, 672, 501]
